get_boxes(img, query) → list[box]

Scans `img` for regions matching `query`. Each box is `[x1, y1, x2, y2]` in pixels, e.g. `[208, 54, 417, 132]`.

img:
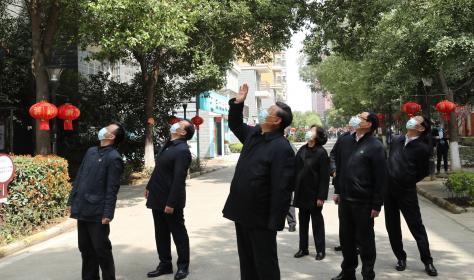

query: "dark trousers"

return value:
[339, 200, 376, 280]
[298, 206, 325, 253]
[152, 209, 190, 270]
[235, 222, 280, 280]
[78, 220, 115, 280]
[286, 206, 296, 227]
[385, 188, 433, 265]
[436, 146, 448, 172]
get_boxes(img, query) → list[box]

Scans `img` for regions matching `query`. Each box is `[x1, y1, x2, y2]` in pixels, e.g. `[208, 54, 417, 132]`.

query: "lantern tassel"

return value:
[39, 120, 50, 131]
[64, 120, 73, 130]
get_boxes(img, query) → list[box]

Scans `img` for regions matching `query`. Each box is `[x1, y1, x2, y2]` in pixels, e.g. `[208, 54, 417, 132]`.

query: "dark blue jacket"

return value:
[146, 139, 192, 210]
[223, 98, 296, 231]
[387, 135, 430, 190]
[68, 146, 124, 222]
[333, 132, 387, 211]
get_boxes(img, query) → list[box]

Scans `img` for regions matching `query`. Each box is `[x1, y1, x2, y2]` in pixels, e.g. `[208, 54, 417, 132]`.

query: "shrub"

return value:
[0, 155, 72, 244]
[460, 146, 474, 167]
[229, 143, 243, 153]
[461, 137, 474, 146]
[444, 171, 474, 203]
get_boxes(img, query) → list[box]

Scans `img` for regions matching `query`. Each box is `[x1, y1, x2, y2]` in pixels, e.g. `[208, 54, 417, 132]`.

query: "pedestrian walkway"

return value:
[0, 166, 474, 279]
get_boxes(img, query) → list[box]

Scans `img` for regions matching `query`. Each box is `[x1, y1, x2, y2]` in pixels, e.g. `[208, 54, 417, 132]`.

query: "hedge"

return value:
[460, 146, 474, 167]
[229, 143, 243, 153]
[444, 171, 474, 204]
[0, 155, 72, 244]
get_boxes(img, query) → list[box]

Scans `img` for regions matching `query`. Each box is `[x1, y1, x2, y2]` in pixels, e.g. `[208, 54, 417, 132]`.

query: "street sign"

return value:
[0, 154, 15, 204]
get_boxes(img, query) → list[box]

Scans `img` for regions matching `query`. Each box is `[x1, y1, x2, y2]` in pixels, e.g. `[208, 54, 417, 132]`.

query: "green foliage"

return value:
[229, 143, 243, 153]
[444, 171, 474, 204]
[461, 137, 474, 147]
[325, 108, 348, 128]
[288, 129, 306, 142]
[0, 155, 72, 244]
[460, 146, 474, 167]
[292, 111, 323, 128]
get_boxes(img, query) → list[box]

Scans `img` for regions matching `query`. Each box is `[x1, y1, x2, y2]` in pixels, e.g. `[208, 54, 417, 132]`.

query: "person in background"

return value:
[293, 125, 330, 261]
[385, 116, 438, 276]
[433, 122, 449, 174]
[68, 122, 126, 280]
[284, 128, 298, 232]
[145, 119, 195, 280]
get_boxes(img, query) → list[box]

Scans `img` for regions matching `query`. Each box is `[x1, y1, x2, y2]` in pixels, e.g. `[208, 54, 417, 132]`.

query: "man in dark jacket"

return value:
[68, 122, 125, 280]
[223, 83, 295, 280]
[433, 123, 449, 174]
[145, 119, 194, 280]
[385, 116, 438, 276]
[331, 112, 387, 280]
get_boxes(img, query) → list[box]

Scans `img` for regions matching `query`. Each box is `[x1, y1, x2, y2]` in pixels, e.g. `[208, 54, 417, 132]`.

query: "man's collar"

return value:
[352, 131, 371, 142]
[253, 125, 283, 141]
[170, 138, 187, 145]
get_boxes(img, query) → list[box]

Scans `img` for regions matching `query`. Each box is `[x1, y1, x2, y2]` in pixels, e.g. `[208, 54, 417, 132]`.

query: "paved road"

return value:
[1, 164, 473, 279]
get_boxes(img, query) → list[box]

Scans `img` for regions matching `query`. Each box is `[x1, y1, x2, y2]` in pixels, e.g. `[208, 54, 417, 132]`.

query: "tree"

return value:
[292, 111, 323, 128]
[80, 0, 304, 168]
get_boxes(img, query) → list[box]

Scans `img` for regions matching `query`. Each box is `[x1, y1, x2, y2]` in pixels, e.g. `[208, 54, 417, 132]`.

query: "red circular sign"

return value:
[0, 154, 15, 203]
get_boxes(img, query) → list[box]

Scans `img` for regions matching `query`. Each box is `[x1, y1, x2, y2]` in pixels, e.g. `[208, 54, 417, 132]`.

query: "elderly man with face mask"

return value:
[68, 122, 126, 280]
[384, 116, 438, 277]
[145, 119, 195, 280]
[331, 112, 388, 280]
[223, 84, 295, 280]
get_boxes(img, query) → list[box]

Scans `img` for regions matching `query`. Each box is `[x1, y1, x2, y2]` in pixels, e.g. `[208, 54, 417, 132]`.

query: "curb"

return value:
[417, 186, 467, 214]
[0, 219, 76, 259]
[0, 164, 233, 259]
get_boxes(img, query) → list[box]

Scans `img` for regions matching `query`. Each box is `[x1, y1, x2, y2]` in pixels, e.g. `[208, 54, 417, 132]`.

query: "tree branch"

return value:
[454, 76, 473, 92]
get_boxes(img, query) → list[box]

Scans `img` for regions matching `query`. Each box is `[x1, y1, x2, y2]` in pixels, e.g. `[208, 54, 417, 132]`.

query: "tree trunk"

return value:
[438, 68, 462, 171]
[138, 57, 160, 170]
[30, 0, 51, 155]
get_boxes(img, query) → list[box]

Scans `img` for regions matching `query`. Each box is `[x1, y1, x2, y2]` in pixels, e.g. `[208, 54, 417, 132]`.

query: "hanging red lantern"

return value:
[191, 115, 204, 129]
[168, 116, 180, 125]
[29, 101, 58, 130]
[402, 102, 421, 117]
[57, 103, 80, 131]
[376, 113, 385, 122]
[436, 100, 456, 121]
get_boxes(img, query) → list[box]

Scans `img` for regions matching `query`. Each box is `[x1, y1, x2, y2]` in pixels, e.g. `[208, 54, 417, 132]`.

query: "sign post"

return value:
[0, 154, 15, 223]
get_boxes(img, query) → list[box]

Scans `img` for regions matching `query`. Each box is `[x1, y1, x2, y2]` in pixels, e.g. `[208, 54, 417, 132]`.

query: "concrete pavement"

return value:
[1, 166, 474, 279]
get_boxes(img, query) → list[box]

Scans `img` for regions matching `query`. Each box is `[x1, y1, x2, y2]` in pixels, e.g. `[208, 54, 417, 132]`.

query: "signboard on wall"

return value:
[199, 91, 229, 115]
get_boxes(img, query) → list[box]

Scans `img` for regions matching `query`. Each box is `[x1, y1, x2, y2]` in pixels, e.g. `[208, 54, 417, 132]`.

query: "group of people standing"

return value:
[67, 83, 439, 280]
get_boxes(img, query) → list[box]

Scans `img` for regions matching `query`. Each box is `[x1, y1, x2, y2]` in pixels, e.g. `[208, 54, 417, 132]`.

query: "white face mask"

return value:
[406, 118, 418, 130]
[304, 131, 315, 141]
[98, 127, 109, 141]
[349, 116, 361, 130]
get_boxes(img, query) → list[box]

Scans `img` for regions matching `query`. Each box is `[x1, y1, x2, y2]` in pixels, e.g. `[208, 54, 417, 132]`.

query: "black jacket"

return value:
[146, 138, 191, 210]
[223, 98, 295, 231]
[432, 127, 449, 150]
[333, 132, 387, 211]
[387, 135, 430, 190]
[293, 144, 330, 209]
[68, 146, 124, 222]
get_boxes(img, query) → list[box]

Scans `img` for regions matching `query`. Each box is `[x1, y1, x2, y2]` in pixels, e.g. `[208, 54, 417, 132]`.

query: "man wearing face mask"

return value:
[68, 122, 126, 280]
[385, 116, 438, 276]
[145, 119, 195, 280]
[331, 112, 387, 280]
[223, 84, 295, 280]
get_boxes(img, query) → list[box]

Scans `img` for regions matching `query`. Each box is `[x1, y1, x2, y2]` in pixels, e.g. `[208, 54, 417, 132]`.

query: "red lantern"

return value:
[377, 113, 385, 122]
[402, 102, 421, 117]
[436, 100, 456, 121]
[168, 116, 180, 125]
[29, 101, 58, 130]
[57, 103, 80, 130]
[191, 115, 204, 129]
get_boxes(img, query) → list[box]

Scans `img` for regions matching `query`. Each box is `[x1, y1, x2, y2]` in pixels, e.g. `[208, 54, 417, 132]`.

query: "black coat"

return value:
[146, 139, 192, 210]
[333, 132, 387, 211]
[68, 146, 124, 222]
[222, 98, 296, 231]
[387, 135, 430, 190]
[293, 144, 330, 209]
[431, 128, 449, 150]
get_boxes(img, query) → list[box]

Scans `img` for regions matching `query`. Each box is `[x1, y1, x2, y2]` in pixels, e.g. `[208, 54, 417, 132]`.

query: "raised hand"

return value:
[235, 83, 249, 104]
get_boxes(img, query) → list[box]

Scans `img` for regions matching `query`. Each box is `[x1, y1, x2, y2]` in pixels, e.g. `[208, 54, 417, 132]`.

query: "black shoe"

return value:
[425, 263, 438, 276]
[294, 249, 309, 258]
[334, 245, 342, 251]
[174, 268, 189, 280]
[288, 225, 296, 232]
[315, 252, 325, 260]
[331, 272, 355, 280]
[396, 259, 406, 271]
[147, 266, 173, 278]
